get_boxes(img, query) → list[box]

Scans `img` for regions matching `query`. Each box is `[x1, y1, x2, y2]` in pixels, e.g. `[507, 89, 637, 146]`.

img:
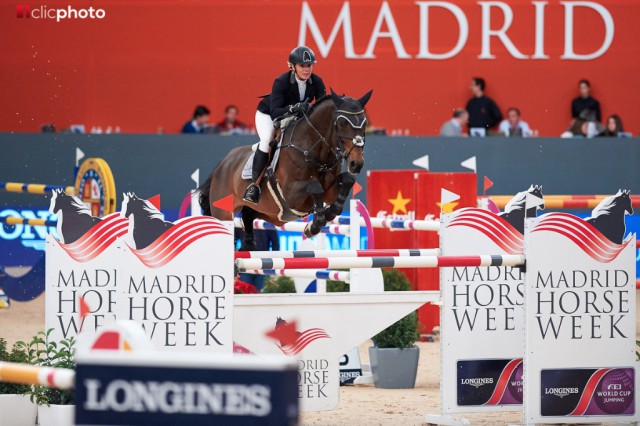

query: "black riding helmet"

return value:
[288, 46, 316, 65]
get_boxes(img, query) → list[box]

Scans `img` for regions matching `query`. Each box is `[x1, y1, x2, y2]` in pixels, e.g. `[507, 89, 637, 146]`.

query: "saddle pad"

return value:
[241, 137, 283, 180]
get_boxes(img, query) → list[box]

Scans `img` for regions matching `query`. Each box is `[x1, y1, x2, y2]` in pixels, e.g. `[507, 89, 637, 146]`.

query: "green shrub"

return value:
[327, 278, 349, 292]
[17, 329, 75, 405]
[0, 338, 31, 395]
[261, 276, 296, 293]
[372, 269, 419, 349]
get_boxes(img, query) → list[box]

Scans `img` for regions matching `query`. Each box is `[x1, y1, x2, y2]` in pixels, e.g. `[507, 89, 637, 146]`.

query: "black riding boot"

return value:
[243, 150, 269, 204]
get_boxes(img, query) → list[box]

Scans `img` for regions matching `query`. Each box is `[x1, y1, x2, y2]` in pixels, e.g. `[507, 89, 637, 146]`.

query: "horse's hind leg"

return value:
[240, 206, 257, 251]
[303, 181, 327, 238]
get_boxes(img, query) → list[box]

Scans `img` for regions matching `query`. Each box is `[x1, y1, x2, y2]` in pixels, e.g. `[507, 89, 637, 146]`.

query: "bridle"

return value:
[281, 103, 367, 173]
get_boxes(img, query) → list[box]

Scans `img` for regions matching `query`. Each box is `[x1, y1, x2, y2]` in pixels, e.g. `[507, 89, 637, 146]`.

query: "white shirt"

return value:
[499, 119, 531, 137]
[295, 76, 307, 101]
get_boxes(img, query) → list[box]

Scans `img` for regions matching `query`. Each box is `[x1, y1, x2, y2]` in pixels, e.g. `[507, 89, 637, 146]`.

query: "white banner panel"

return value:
[525, 211, 637, 424]
[440, 208, 525, 414]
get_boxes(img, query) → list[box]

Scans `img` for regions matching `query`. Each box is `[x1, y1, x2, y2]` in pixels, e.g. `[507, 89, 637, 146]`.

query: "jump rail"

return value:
[331, 216, 440, 231]
[235, 248, 440, 259]
[244, 269, 351, 282]
[488, 194, 640, 209]
[0, 361, 74, 390]
[0, 216, 56, 227]
[237, 254, 525, 271]
[234, 218, 350, 235]
[0, 182, 74, 195]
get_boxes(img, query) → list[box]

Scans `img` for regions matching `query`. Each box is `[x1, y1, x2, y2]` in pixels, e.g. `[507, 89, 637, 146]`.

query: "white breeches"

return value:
[255, 110, 274, 153]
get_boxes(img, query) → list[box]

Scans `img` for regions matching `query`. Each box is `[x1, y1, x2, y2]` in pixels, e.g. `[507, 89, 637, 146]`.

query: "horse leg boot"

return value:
[239, 206, 257, 251]
[303, 181, 327, 238]
[243, 150, 269, 204]
[324, 172, 356, 222]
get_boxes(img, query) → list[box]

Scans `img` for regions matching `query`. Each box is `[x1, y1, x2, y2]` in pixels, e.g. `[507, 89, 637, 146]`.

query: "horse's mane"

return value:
[503, 191, 527, 213]
[306, 94, 334, 116]
[589, 195, 617, 218]
[67, 195, 93, 216]
[137, 199, 165, 220]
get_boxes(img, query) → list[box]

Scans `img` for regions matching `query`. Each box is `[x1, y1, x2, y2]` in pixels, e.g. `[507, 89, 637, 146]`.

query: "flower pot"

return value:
[37, 404, 74, 426]
[369, 346, 420, 389]
[0, 394, 37, 426]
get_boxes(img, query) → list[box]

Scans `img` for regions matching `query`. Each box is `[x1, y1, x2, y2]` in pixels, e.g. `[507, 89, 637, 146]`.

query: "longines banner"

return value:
[45, 191, 234, 352]
[524, 191, 638, 424]
[74, 351, 299, 425]
[439, 185, 542, 413]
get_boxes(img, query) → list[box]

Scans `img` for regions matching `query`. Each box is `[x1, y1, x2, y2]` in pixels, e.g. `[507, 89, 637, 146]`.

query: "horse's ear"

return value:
[330, 87, 342, 106]
[358, 90, 373, 108]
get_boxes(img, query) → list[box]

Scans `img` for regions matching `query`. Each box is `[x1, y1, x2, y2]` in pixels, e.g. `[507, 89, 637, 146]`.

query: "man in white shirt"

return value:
[439, 109, 468, 137]
[499, 108, 534, 137]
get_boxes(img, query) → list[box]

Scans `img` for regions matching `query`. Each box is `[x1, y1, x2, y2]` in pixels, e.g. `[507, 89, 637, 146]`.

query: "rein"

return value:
[279, 106, 366, 173]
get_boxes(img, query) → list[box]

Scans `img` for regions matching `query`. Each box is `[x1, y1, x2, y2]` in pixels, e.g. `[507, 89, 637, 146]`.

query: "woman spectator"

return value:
[598, 114, 631, 138]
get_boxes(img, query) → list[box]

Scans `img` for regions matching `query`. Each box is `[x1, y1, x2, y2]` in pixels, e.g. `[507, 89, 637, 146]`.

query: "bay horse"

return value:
[198, 88, 372, 250]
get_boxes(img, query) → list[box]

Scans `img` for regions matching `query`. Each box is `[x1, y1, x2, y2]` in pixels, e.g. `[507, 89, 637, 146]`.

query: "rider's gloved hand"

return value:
[290, 101, 310, 115]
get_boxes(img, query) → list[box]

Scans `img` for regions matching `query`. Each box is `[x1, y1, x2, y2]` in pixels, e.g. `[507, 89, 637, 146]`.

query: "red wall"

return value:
[2, 0, 639, 136]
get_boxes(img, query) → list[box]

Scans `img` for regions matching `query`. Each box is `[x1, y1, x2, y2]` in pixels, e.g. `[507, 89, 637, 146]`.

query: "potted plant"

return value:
[19, 329, 75, 426]
[0, 338, 37, 426]
[369, 269, 421, 389]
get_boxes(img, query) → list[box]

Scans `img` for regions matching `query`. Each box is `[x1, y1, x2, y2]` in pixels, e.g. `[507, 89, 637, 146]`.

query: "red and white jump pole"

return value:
[244, 269, 351, 282]
[234, 248, 440, 259]
[236, 254, 526, 271]
[0, 361, 74, 390]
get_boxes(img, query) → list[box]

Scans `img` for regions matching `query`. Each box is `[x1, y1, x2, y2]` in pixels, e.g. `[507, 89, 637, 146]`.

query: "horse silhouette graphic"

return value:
[586, 189, 633, 244]
[49, 189, 102, 244]
[498, 185, 545, 234]
[121, 193, 174, 250]
[272, 317, 330, 356]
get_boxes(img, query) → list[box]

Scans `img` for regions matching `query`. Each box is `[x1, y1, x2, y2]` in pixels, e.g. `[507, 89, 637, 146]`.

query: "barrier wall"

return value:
[1, 134, 638, 212]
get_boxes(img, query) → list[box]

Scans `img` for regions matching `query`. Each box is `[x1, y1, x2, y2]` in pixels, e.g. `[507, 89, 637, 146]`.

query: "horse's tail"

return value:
[197, 171, 214, 217]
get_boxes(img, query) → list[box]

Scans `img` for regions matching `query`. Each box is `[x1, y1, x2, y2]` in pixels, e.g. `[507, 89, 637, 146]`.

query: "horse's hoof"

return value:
[240, 239, 256, 252]
[303, 223, 315, 238]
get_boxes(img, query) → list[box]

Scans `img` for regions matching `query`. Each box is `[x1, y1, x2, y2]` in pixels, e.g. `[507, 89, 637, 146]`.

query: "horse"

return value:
[49, 189, 102, 244]
[121, 193, 174, 249]
[586, 189, 633, 244]
[498, 185, 545, 234]
[198, 88, 372, 250]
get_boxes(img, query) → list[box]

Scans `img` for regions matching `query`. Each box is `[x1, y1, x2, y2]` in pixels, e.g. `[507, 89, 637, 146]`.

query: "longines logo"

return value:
[84, 379, 272, 416]
[544, 387, 579, 398]
[16, 4, 106, 21]
[460, 377, 493, 388]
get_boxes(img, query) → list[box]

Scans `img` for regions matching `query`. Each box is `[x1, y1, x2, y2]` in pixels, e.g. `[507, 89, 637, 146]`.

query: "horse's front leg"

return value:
[240, 206, 257, 251]
[324, 172, 356, 222]
[303, 181, 327, 238]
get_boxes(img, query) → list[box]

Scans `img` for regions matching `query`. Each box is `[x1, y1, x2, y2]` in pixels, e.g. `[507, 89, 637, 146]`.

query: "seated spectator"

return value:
[466, 77, 502, 137]
[181, 105, 210, 134]
[213, 105, 248, 135]
[561, 119, 599, 138]
[571, 79, 601, 122]
[439, 109, 468, 137]
[599, 114, 631, 138]
[498, 108, 536, 137]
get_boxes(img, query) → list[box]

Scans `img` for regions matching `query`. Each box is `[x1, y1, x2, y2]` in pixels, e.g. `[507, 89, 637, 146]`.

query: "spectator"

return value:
[498, 108, 536, 137]
[599, 114, 631, 138]
[466, 78, 502, 137]
[181, 105, 210, 134]
[213, 105, 248, 135]
[439, 109, 468, 137]
[571, 79, 601, 122]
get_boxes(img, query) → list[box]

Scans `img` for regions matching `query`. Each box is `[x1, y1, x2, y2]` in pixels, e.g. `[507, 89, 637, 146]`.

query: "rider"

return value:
[243, 45, 327, 204]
